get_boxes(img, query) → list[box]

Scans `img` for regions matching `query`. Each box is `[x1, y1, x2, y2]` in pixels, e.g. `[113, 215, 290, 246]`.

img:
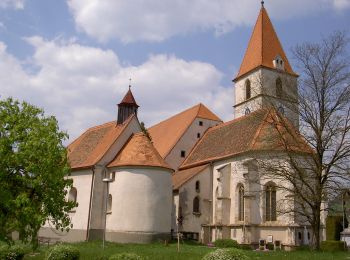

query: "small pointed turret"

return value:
[117, 85, 139, 124]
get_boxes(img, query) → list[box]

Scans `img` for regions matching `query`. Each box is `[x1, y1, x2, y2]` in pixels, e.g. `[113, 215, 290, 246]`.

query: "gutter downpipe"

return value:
[209, 161, 214, 243]
[86, 166, 95, 241]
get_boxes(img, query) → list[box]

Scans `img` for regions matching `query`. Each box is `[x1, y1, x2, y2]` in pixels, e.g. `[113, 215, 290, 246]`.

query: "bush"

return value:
[108, 253, 144, 260]
[45, 244, 80, 260]
[326, 216, 343, 240]
[266, 243, 274, 250]
[238, 244, 251, 250]
[214, 239, 239, 248]
[320, 240, 346, 252]
[0, 244, 30, 260]
[202, 248, 249, 260]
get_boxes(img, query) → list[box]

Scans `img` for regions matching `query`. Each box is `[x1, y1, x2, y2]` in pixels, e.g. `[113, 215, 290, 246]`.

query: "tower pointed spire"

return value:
[117, 84, 139, 124]
[233, 6, 297, 81]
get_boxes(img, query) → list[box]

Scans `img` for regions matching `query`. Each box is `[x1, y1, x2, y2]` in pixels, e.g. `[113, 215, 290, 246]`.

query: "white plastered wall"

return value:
[106, 167, 172, 234]
[165, 118, 221, 170]
[234, 68, 299, 128]
[177, 167, 211, 234]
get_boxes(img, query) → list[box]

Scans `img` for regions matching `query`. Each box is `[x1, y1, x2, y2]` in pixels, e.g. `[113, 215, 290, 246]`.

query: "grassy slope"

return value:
[24, 241, 349, 260]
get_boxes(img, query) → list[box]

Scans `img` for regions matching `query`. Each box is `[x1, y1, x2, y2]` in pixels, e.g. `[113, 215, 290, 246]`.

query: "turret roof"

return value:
[119, 87, 139, 107]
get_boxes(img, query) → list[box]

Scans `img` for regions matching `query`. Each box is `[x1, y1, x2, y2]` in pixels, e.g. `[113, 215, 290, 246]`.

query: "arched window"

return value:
[265, 184, 277, 221]
[107, 194, 112, 213]
[195, 181, 200, 193]
[68, 187, 77, 203]
[193, 196, 200, 213]
[238, 185, 245, 221]
[245, 80, 251, 100]
[276, 78, 283, 97]
[245, 108, 251, 115]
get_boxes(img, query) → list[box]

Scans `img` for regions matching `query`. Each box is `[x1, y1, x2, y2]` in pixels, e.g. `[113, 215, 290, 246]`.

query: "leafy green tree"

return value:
[0, 97, 75, 248]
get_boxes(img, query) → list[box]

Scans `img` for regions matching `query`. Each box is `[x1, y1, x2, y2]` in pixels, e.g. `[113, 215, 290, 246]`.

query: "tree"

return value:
[0, 98, 75, 248]
[257, 32, 350, 250]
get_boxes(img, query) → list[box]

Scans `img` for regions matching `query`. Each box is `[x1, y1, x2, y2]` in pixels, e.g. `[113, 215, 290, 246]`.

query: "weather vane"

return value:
[261, 0, 264, 7]
[129, 78, 132, 89]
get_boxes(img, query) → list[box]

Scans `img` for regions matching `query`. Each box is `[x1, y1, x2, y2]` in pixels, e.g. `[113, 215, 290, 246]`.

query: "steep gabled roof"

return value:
[119, 87, 139, 107]
[107, 132, 173, 171]
[67, 115, 135, 170]
[172, 164, 209, 190]
[180, 109, 312, 169]
[148, 103, 222, 158]
[234, 7, 297, 81]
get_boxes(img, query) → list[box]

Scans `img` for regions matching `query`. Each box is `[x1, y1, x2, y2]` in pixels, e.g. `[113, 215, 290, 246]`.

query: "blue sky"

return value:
[0, 0, 349, 141]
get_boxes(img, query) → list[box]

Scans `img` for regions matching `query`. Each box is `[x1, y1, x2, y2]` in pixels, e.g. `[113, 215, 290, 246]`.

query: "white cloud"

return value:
[0, 0, 25, 9]
[333, 0, 350, 9]
[0, 38, 232, 141]
[67, 0, 350, 43]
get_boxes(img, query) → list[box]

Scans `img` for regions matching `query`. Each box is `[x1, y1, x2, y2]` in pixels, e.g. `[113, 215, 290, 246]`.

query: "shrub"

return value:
[326, 216, 343, 240]
[214, 239, 239, 248]
[238, 244, 251, 250]
[0, 244, 30, 260]
[202, 248, 249, 260]
[108, 253, 144, 260]
[266, 243, 274, 251]
[320, 240, 346, 252]
[45, 244, 80, 260]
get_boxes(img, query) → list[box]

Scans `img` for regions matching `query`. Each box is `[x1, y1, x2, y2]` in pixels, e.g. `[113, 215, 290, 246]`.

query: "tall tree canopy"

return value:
[0, 98, 75, 247]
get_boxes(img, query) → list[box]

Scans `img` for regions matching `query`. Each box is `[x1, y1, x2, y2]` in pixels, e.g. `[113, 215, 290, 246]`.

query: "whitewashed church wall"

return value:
[165, 118, 221, 170]
[172, 193, 179, 232]
[106, 167, 172, 234]
[177, 167, 211, 234]
[67, 169, 94, 230]
[234, 70, 263, 106]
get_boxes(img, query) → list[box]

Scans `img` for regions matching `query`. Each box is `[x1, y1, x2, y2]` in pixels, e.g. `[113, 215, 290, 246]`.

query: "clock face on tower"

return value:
[278, 106, 285, 115]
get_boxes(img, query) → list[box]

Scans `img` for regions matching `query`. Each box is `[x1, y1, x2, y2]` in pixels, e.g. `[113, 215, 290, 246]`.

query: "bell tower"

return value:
[233, 3, 299, 128]
[117, 85, 139, 124]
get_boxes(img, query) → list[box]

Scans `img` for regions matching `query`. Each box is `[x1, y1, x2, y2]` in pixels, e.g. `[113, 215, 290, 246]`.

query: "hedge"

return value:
[214, 239, 240, 248]
[326, 216, 343, 240]
[320, 240, 346, 252]
[108, 253, 144, 260]
[202, 248, 249, 260]
[45, 244, 80, 260]
[0, 244, 30, 260]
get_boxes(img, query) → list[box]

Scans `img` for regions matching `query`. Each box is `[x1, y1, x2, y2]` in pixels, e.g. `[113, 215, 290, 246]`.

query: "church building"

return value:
[39, 4, 323, 248]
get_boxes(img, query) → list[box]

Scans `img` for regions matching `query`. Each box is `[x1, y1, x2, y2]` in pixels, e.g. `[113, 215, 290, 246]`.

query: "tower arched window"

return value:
[265, 183, 277, 221]
[238, 185, 245, 221]
[193, 196, 200, 213]
[107, 194, 112, 213]
[245, 80, 251, 100]
[195, 180, 200, 193]
[276, 78, 283, 98]
[68, 187, 77, 203]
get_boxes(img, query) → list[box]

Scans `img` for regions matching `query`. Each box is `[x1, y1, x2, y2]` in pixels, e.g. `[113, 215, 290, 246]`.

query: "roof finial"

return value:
[261, 0, 264, 7]
[129, 78, 132, 89]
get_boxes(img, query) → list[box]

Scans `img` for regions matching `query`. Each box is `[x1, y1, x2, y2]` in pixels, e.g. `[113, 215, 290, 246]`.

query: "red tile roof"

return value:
[181, 109, 312, 169]
[67, 115, 135, 170]
[172, 164, 209, 190]
[107, 132, 173, 171]
[119, 87, 139, 107]
[234, 7, 297, 81]
[148, 103, 222, 158]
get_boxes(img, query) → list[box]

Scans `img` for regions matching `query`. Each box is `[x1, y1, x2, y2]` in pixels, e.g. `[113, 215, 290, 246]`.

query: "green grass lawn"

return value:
[23, 241, 349, 260]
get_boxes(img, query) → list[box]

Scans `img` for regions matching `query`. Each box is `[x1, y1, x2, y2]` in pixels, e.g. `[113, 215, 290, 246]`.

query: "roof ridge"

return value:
[247, 109, 271, 150]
